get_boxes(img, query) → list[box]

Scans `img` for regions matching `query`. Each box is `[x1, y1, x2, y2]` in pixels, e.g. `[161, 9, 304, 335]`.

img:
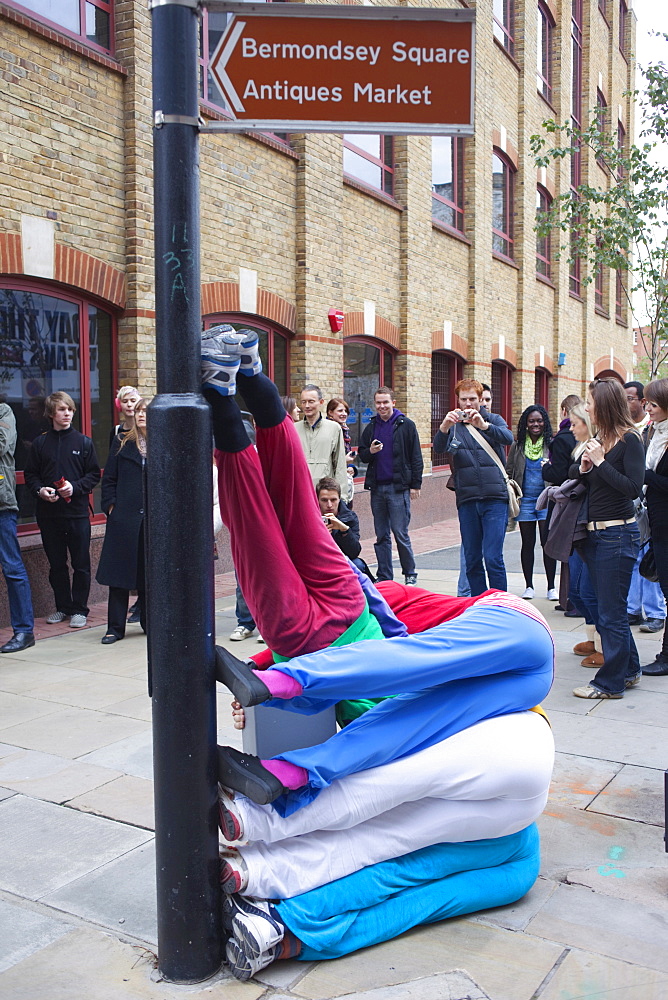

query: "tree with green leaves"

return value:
[530, 39, 668, 380]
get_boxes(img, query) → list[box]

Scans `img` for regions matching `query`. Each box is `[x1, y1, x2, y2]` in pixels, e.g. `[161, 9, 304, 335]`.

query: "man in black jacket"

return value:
[433, 378, 513, 595]
[24, 392, 100, 627]
[358, 387, 423, 585]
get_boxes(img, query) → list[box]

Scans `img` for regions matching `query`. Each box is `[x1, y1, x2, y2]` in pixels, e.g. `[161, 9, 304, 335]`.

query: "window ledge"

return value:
[569, 290, 584, 303]
[493, 36, 521, 72]
[616, 316, 628, 328]
[199, 103, 299, 158]
[599, 10, 610, 29]
[618, 48, 628, 64]
[343, 174, 403, 211]
[432, 220, 471, 245]
[536, 272, 555, 288]
[0, 3, 125, 73]
[492, 251, 519, 270]
[595, 305, 610, 319]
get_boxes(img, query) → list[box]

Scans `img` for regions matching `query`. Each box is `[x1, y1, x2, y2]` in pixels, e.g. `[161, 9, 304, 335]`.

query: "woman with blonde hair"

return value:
[572, 379, 644, 699]
[96, 397, 148, 643]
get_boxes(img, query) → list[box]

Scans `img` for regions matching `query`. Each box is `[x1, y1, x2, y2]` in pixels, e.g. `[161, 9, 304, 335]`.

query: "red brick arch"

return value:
[0, 233, 126, 308]
[201, 281, 296, 333]
[342, 313, 400, 349]
[431, 329, 468, 360]
[593, 356, 626, 381]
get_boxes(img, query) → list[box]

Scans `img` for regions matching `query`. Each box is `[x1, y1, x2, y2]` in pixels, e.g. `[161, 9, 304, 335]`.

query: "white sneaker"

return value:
[223, 895, 284, 956]
[69, 614, 87, 628]
[256, 634, 266, 644]
[546, 588, 559, 601]
[226, 938, 277, 981]
[46, 611, 68, 624]
[522, 587, 535, 600]
[229, 625, 255, 641]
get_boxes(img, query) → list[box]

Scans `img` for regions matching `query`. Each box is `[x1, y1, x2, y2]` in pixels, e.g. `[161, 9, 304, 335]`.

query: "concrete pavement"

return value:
[0, 527, 667, 1000]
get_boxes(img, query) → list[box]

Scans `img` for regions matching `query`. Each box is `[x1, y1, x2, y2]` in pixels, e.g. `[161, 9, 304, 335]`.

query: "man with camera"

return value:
[434, 378, 513, 595]
[358, 387, 423, 585]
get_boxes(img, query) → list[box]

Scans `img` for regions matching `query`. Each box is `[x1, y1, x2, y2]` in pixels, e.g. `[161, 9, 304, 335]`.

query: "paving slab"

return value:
[292, 919, 563, 1000]
[0, 690, 62, 727]
[3, 643, 97, 668]
[546, 708, 667, 768]
[78, 729, 154, 779]
[588, 687, 668, 728]
[104, 693, 153, 722]
[34, 671, 148, 711]
[0, 926, 264, 1000]
[279, 972, 490, 1000]
[0, 897, 73, 973]
[67, 774, 154, 829]
[0, 706, 148, 758]
[0, 794, 151, 899]
[540, 948, 668, 1000]
[526, 881, 668, 973]
[253, 959, 312, 990]
[471, 874, 557, 932]
[586, 762, 665, 826]
[43, 840, 158, 943]
[0, 786, 15, 801]
[550, 753, 622, 809]
[0, 748, 121, 803]
[0, 661, 87, 696]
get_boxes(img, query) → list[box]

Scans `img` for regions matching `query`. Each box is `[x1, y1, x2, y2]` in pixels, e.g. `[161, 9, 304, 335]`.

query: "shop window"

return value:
[7, 0, 113, 54]
[491, 361, 513, 427]
[203, 316, 289, 409]
[492, 151, 515, 260]
[493, 0, 515, 57]
[431, 351, 464, 468]
[343, 338, 395, 476]
[0, 282, 115, 529]
[537, 2, 554, 103]
[534, 368, 552, 410]
[432, 137, 465, 233]
[536, 186, 552, 280]
[343, 136, 394, 196]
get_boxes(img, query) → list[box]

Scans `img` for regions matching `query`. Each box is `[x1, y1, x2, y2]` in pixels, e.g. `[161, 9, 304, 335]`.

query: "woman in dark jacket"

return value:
[506, 405, 557, 600]
[572, 379, 645, 699]
[640, 377, 668, 675]
[96, 398, 148, 643]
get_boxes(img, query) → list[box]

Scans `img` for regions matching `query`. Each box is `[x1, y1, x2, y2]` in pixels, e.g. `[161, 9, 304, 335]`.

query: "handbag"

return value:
[467, 425, 523, 518]
[639, 543, 659, 583]
[634, 497, 650, 546]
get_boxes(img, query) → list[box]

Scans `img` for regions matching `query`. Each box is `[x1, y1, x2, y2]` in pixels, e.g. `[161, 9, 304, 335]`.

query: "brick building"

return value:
[0, 0, 635, 615]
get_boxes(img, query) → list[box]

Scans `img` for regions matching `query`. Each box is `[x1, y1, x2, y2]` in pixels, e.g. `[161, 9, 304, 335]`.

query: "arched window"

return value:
[491, 360, 514, 427]
[343, 338, 396, 466]
[534, 367, 552, 410]
[492, 151, 515, 260]
[0, 281, 116, 529]
[432, 351, 464, 467]
[203, 315, 290, 407]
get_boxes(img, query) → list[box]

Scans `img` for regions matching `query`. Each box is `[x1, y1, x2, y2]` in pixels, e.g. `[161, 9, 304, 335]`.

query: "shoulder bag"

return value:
[467, 425, 523, 518]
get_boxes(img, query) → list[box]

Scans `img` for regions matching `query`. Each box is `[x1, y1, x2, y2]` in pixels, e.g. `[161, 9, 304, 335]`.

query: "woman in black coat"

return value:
[96, 398, 147, 643]
[641, 378, 668, 675]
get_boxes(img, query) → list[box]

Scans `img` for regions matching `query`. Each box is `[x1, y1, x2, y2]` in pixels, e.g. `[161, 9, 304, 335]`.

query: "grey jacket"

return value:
[0, 404, 18, 513]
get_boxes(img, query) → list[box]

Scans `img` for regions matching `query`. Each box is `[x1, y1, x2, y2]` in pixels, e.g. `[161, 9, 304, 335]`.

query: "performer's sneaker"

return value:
[226, 937, 277, 981]
[215, 645, 271, 706]
[218, 785, 245, 843]
[220, 849, 249, 894]
[223, 894, 284, 955]
[203, 324, 262, 376]
[218, 745, 285, 805]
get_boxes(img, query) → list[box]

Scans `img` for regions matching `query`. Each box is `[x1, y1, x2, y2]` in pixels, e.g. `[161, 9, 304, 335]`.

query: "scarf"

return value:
[646, 418, 668, 471]
[524, 435, 544, 461]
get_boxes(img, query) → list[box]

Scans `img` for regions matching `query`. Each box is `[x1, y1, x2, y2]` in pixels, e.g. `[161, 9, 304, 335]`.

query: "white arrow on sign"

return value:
[210, 17, 247, 115]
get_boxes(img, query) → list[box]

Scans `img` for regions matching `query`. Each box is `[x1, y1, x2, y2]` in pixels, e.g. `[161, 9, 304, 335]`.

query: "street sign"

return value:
[204, 3, 475, 135]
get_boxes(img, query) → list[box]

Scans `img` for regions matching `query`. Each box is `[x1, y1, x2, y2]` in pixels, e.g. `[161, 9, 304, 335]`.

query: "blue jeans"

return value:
[579, 524, 640, 695]
[568, 551, 597, 625]
[235, 579, 255, 630]
[457, 544, 471, 597]
[370, 485, 415, 581]
[458, 500, 508, 595]
[0, 510, 34, 633]
[627, 548, 666, 619]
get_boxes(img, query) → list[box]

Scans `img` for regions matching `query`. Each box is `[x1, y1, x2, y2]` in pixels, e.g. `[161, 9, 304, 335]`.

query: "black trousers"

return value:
[107, 587, 146, 638]
[38, 516, 91, 616]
